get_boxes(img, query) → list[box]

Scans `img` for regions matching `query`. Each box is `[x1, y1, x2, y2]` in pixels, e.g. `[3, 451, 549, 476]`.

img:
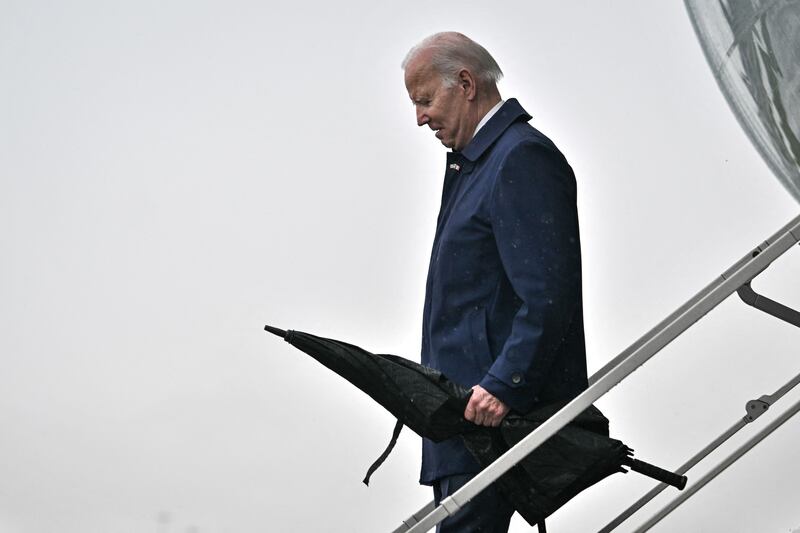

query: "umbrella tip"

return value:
[264, 325, 288, 338]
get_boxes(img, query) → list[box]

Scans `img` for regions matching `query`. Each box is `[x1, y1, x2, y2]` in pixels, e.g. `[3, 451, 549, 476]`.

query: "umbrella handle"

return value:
[623, 457, 687, 490]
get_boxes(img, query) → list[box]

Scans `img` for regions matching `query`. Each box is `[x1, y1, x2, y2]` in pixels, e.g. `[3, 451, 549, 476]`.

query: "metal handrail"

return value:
[634, 397, 800, 532]
[599, 278, 800, 531]
[599, 370, 800, 532]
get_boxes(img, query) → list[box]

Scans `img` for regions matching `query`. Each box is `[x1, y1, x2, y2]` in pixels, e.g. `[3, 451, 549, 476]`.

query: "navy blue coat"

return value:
[420, 99, 588, 484]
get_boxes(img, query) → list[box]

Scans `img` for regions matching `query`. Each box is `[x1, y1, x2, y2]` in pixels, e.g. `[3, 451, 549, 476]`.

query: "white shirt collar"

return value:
[472, 99, 505, 139]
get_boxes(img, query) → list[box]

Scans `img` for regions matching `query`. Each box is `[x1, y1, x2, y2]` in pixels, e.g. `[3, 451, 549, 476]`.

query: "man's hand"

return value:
[464, 385, 509, 427]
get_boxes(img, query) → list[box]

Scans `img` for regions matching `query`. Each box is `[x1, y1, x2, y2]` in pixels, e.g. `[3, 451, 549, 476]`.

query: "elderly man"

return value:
[402, 32, 588, 531]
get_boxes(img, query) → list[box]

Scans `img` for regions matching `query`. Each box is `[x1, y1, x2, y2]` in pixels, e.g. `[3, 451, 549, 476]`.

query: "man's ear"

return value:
[458, 69, 477, 101]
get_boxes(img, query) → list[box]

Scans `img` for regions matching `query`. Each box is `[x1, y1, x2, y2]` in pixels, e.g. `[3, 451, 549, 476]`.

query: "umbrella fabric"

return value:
[265, 326, 474, 441]
[264, 326, 671, 527]
[463, 402, 630, 522]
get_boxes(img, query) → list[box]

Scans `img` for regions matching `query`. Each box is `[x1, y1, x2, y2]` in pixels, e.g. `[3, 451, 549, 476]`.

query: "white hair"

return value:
[402, 32, 503, 88]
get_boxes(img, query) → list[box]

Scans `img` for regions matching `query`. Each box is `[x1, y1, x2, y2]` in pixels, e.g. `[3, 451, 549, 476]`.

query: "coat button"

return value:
[511, 373, 522, 384]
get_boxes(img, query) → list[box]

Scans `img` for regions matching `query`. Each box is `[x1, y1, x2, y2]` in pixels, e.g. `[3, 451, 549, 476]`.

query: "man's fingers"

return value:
[465, 385, 510, 426]
[468, 406, 498, 426]
[464, 397, 476, 422]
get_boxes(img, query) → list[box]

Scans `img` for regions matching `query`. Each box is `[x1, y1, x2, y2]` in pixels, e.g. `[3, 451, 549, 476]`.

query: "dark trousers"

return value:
[432, 474, 515, 533]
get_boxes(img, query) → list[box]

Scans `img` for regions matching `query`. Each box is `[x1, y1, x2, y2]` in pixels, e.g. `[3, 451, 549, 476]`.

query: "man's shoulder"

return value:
[480, 121, 575, 184]
[492, 121, 559, 156]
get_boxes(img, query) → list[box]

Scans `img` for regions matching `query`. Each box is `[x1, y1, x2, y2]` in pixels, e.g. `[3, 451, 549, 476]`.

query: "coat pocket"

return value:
[468, 307, 494, 375]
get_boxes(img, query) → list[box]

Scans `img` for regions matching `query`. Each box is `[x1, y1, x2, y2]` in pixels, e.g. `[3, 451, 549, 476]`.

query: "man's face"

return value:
[404, 57, 472, 151]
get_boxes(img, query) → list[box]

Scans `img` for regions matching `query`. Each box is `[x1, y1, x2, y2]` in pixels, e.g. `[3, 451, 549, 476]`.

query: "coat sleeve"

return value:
[478, 140, 583, 414]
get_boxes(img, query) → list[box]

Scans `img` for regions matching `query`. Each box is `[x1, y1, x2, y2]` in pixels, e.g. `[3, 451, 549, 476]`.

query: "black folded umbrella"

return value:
[264, 325, 685, 528]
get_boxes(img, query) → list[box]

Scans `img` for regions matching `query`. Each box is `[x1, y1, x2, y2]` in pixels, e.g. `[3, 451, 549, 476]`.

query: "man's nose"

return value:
[416, 108, 429, 127]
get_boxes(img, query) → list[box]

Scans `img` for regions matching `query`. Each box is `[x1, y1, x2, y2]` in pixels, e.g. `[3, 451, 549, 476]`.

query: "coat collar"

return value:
[459, 98, 532, 162]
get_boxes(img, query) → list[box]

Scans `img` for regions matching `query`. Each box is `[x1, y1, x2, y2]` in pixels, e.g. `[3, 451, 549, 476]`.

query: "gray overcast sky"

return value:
[1, 1, 799, 532]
